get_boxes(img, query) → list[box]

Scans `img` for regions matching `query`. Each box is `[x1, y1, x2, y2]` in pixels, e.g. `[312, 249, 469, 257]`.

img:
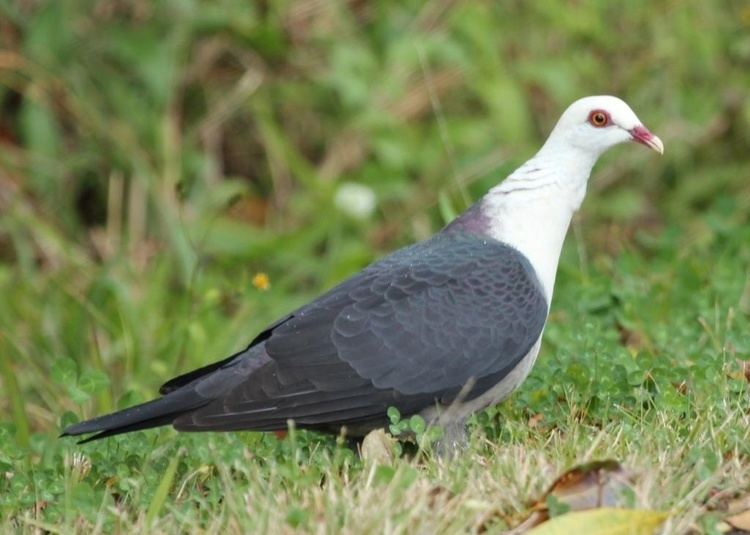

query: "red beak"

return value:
[629, 126, 664, 154]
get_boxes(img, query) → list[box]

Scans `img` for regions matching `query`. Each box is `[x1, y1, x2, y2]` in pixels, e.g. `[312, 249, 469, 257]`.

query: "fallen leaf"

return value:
[716, 520, 747, 533]
[672, 380, 688, 395]
[726, 359, 750, 383]
[528, 414, 544, 428]
[539, 460, 630, 512]
[507, 460, 633, 533]
[616, 321, 646, 350]
[33, 501, 47, 514]
[427, 485, 454, 507]
[526, 508, 666, 535]
[507, 511, 548, 534]
[727, 493, 750, 515]
[726, 509, 750, 531]
[360, 429, 396, 464]
[708, 489, 750, 533]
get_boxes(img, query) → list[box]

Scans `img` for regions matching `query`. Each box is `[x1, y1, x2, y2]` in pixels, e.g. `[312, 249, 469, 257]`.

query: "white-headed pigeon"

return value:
[62, 96, 663, 444]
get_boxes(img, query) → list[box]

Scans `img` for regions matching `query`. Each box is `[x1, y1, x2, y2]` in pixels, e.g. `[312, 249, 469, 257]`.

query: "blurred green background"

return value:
[1, 0, 749, 448]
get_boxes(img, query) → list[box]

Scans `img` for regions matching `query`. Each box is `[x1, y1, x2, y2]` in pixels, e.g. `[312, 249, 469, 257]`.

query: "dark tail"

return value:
[60, 389, 211, 443]
[61, 347, 258, 443]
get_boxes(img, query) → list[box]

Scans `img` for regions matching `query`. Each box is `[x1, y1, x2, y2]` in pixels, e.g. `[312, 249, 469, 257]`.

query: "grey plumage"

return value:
[62, 223, 548, 442]
[62, 94, 665, 444]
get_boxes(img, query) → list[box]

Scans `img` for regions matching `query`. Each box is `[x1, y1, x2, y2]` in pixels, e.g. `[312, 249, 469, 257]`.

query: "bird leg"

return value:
[433, 418, 469, 457]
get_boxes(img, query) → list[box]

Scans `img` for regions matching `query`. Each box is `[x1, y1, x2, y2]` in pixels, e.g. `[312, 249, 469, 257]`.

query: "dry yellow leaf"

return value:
[509, 459, 632, 532]
[526, 508, 666, 535]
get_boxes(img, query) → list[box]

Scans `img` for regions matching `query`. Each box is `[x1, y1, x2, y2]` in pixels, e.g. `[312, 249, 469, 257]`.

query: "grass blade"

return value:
[145, 448, 182, 527]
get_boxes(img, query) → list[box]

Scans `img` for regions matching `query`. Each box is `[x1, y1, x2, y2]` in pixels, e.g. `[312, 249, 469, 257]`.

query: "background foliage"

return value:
[0, 0, 748, 532]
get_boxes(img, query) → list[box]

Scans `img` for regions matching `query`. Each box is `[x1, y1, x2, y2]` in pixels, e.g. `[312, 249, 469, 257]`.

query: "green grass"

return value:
[1, 0, 749, 532]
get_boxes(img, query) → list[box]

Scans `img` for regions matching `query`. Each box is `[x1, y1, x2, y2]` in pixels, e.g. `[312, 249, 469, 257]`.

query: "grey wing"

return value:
[176, 235, 548, 432]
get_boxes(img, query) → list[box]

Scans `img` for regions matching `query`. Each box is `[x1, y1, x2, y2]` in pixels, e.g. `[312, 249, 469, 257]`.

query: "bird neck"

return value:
[480, 148, 598, 302]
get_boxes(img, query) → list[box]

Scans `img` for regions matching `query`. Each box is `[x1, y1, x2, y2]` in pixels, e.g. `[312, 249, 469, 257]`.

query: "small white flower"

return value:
[334, 182, 376, 219]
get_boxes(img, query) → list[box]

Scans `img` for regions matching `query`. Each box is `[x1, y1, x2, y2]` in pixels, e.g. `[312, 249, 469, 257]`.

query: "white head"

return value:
[540, 95, 664, 158]
[484, 96, 663, 301]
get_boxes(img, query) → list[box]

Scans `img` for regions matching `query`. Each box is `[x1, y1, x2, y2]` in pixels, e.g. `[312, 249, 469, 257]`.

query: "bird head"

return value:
[544, 95, 664, 157]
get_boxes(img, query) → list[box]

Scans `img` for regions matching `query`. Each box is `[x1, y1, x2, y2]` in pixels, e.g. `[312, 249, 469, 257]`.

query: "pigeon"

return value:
[62, 95, 663, 444]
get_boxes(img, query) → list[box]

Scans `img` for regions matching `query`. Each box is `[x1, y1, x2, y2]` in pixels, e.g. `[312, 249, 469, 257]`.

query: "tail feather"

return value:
[72, 412, 186, 444]
[61, 390, 211, 443]
[62, 350, 266, 443]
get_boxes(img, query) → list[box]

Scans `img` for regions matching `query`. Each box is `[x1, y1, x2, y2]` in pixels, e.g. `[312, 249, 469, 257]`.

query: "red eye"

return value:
[588, 110, 610, 127]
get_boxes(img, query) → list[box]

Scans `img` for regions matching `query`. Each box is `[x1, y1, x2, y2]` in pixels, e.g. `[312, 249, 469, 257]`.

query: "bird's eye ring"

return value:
[588, 110, 610, 127]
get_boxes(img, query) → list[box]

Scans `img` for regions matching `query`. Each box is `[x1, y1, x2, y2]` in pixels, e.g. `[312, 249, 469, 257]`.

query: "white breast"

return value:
[480, 154, 591, 302]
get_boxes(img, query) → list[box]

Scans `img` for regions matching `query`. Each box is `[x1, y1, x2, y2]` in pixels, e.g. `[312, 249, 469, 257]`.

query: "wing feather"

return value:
[177, 233, 548, 432]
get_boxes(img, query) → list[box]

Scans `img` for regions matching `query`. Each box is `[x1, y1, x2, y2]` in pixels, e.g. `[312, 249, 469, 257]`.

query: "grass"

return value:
[1, 0, 749, 533]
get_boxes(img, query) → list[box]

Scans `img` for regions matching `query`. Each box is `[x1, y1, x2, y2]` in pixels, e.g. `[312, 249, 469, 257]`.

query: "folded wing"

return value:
[175, 233, 548, 432]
